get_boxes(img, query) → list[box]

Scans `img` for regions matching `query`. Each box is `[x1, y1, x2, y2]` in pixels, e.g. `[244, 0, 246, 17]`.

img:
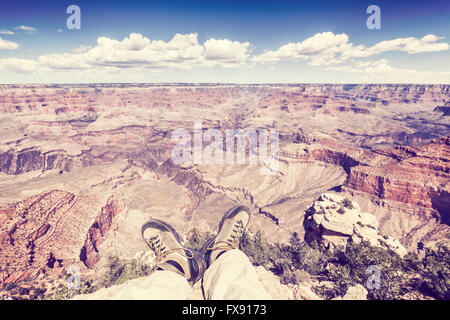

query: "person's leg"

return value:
[111, 270, 190, 300]
[202, 249, 271, 300]
[116, 218, 205, 300]
[201, 205, 272, 300]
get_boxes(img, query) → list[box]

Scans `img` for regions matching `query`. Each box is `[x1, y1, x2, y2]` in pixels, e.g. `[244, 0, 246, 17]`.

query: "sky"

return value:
[0, 0, 449, 84]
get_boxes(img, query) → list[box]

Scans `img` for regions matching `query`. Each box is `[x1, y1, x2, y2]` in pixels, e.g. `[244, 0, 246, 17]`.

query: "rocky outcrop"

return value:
[0, 147, 92, 174]
[0, 191, 124, 284]
[80, 196, 126, 268]
[304, 193, 407, 256]
[332, 284, 368, 300]
[254, 266, 294, 299]
[279, 142, 360, 175]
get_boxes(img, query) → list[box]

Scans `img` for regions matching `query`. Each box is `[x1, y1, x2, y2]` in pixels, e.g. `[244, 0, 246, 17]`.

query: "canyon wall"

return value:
[0, 84, 448, 289]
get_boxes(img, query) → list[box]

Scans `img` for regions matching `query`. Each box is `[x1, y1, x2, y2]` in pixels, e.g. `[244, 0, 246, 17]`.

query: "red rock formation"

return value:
[1, 84, 448, 115]
[0, 191, 123, 284]
[279, 135, 449, 225]
[80, 196, 125, 268]
[345, 137, 450, 222]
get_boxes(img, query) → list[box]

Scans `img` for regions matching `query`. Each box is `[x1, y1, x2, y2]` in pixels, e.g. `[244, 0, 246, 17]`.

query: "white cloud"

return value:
[57, 28, 63, 33]
[327, 59, 450, 83]
[0, 32, 252, 74]
[328, 59, 392, 73]
[0, 58, 42, 73]
[0, 31, 448, 84]
[345, 34, 450, 58]
[253, 32, 449, 65]
[72, 44, 92, 53]
[114, 33, 150, 50]
[0, 29, 14, 35]
[80, 33, 205, 69]
[253, 32, 349, 65]
[203, 38, 251, 67]
[14, 25, 37, 33]
[0, 36, 19, 50]
[38, 53, 91, 70]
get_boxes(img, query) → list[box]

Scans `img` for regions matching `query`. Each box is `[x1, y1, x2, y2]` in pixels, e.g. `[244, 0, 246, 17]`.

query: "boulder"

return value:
[332, 284, 368, 300]
[304, 193, 407, 256]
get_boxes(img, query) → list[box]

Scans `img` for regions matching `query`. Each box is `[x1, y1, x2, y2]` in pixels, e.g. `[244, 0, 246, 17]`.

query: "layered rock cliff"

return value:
[0, 191, 123, 284]
[344, 137, 450, 224]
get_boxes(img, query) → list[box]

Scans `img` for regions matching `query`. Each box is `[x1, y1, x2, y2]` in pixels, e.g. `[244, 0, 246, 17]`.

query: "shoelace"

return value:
[206, 220, 245, 253]
[146, 235, 195, 274]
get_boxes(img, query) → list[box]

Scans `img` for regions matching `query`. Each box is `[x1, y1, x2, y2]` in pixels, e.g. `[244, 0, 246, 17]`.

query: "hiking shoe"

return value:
[202, 205, 251, 266]
[142, 219, 203, 283]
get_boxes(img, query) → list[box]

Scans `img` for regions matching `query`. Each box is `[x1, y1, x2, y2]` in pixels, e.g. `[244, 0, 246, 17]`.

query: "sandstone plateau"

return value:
[0, 84, 448, 298]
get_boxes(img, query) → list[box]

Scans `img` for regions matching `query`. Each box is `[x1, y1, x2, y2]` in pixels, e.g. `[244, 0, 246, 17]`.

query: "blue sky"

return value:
[0, 0, 449, 83]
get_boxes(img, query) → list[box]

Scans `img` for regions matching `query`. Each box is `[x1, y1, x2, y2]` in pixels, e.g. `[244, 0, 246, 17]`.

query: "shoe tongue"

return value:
[161, 233, 179, 251]
[216, 219, 238, 243]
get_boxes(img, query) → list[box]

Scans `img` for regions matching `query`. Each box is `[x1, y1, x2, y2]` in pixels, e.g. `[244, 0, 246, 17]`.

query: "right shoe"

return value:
[142, 219, 204, 283]
[201, 205, 251, 267]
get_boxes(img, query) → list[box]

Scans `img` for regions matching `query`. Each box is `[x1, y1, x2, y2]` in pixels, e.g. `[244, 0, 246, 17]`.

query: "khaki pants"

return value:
[110, 249, 272, 300]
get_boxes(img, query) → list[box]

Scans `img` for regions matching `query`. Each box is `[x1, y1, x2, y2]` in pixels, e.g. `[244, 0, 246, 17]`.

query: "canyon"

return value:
[0, 83, 448, 298]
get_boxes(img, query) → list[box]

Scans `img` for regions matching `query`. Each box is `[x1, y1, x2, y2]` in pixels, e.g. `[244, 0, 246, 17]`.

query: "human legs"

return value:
[128, 218, 205, 300]
[201, 205, 271, 300]
[202, 249, 271, 300]
[135, 205, 271, 301]
[111, 270, 190, 300]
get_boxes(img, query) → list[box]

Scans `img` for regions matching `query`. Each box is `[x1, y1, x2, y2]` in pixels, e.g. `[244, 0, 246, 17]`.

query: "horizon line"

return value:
[0, 82, 449, 86]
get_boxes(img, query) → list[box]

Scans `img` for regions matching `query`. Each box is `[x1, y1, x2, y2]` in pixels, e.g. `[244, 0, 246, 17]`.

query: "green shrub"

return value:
[402, 252, 420, 272]
[239, 231, 275, 269]
[99, 255, 150, 288]
[342, 198, 354, 209]
[29, 287, 46, 300]
[330, 240, 408, 300]
[49, 280, 94, 300]
[314, 264, 351, 299]
[419, 243, 450, 300]
[18, 287, 30, 296]
[272, 234, 331, 278]
[185, 228, 214, 251]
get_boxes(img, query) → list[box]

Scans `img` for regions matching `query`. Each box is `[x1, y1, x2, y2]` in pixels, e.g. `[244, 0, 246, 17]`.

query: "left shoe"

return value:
[142, 219, 205, 283]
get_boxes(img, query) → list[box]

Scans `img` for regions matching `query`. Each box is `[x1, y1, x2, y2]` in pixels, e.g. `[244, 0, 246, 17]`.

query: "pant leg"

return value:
[110, 270, 190, 300]
[202, 249, 272, 300]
